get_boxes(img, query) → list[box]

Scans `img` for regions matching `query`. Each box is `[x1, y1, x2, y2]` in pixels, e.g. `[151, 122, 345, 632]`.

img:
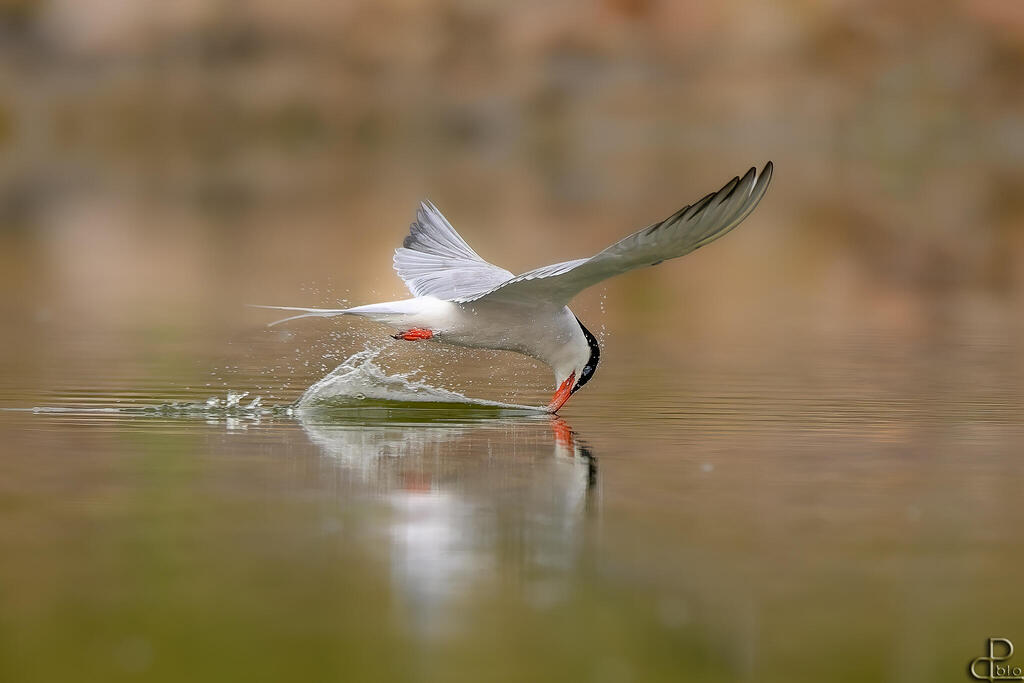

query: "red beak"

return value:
[546, 372, 575, 413]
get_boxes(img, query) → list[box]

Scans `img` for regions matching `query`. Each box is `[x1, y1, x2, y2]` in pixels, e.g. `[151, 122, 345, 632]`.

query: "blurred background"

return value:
[1, 1, 1024, 682]
[1, 0, 1022, 349]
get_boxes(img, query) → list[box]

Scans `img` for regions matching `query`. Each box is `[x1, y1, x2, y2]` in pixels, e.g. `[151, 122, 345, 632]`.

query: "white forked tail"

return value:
[248, 305, 352, 327]
[249, 299, 426, 327]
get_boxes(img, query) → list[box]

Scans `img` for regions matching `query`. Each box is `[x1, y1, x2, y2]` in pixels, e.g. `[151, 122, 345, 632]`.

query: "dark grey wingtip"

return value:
[750, 161, 773, 200]
[718, 175, 742, 203]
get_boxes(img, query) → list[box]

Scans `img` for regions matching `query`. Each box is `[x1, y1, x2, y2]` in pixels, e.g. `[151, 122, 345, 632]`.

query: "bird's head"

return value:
[548, 317, 601, 412]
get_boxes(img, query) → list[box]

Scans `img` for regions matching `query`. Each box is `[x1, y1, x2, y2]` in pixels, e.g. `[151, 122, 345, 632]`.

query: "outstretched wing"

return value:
[463, 162, 773, 307]
[393, 201, 513, 301]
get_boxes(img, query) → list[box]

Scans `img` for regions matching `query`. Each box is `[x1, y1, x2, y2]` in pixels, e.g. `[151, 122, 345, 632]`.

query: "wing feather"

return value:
[461, 162, 773, 306]
[393, 201, 513, 301]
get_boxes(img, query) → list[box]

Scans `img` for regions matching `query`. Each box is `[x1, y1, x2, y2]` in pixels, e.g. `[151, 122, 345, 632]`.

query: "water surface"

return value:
[2, 315, 1023, 683]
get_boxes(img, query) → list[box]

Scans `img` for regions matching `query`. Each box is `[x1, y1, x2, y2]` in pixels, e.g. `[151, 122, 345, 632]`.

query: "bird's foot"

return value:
[392, 328, 434, 341]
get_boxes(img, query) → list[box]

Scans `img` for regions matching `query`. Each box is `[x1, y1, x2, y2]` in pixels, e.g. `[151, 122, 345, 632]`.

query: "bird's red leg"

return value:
[392, 328, 434, 341]
[546, 373, 575, 413]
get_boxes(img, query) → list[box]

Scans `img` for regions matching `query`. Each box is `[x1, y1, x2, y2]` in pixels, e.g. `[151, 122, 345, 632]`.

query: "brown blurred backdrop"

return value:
[0, 0, 1022, 386]
[2, 8, 1024, 680]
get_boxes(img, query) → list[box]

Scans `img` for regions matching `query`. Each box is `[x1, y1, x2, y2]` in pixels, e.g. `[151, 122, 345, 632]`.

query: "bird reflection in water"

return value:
[298, 410, 597, 637]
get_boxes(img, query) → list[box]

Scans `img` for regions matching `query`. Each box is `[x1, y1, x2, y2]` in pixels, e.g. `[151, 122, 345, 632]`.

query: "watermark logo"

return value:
[970, 638, 1024, 682]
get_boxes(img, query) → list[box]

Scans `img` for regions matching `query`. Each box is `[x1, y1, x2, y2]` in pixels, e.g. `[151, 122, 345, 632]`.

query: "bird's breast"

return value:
[438, 303, 579, 361]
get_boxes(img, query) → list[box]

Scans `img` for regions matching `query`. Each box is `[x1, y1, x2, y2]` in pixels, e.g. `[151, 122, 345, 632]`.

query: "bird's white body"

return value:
[257, 162, 773, 411]
[343, 297, 590, 387]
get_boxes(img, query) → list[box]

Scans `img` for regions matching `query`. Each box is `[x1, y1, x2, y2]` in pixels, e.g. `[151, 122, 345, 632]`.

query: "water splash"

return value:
[297, 348, 542, 412]
[11, 392, 290, 424]
[13, 348, 544, 422]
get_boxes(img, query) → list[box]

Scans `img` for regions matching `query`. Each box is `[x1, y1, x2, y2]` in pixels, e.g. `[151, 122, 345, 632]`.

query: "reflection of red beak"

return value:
[546, 372, 575, 413]
[550, 415, 575, 448]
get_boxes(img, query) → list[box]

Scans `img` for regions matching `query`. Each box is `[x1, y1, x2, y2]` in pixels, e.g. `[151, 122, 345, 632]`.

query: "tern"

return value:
[258, 162, 773, 412]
